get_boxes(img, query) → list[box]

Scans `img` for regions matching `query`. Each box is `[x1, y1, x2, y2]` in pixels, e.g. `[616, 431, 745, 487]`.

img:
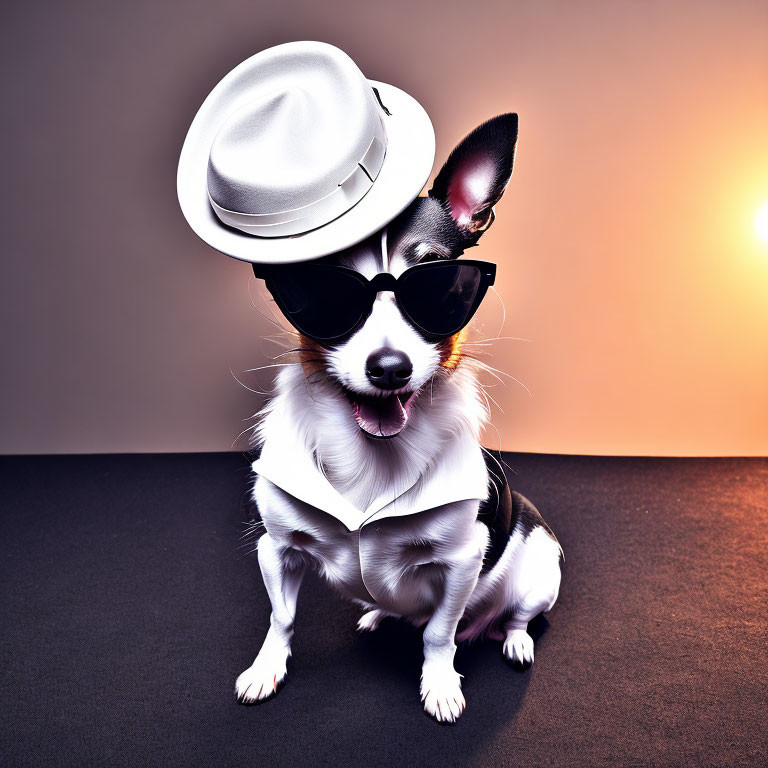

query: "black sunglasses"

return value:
[251, 259, 496, 344]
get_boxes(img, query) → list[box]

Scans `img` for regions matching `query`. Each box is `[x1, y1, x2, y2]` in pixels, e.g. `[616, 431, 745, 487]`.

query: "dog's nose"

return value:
[365, 347, 413, 390]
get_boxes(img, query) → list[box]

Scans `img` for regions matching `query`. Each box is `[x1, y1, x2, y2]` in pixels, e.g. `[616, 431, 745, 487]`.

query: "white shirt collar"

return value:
[252, 429, 490, 531]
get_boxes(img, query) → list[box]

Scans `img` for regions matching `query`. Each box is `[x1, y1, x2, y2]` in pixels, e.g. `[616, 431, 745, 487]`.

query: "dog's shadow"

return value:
[352, 608, 548, 729]
[242, 568, 555, 761]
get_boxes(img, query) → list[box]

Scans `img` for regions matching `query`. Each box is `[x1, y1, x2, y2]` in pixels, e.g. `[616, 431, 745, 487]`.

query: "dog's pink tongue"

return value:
[355, 395, 408, 438]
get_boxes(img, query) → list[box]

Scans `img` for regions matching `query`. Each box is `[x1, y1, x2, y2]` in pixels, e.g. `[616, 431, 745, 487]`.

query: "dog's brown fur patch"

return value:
[438, 329, 466, 370]
[297, 336, 327, 378]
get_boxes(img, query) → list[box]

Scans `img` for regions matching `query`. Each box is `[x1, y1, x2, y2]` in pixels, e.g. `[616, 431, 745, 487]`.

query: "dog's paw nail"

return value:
[503, 629, 534, 667]
[420, 664, 465, 723]
[235, 653, 288, 703]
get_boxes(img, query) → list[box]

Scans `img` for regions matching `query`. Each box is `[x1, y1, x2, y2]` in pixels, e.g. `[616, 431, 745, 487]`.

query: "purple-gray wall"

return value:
[2, 0, 767, 455]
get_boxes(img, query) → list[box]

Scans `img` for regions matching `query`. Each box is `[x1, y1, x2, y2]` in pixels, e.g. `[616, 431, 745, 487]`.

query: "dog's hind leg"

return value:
[501, 527, 561, 667]
[235, 534, 306, 703]
[356, 608, 392, 632]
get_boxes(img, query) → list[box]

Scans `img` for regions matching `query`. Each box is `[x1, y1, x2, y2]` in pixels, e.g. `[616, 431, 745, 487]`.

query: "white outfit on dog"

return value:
[252, 429, 489, 531]
[252, 427, 490, 606]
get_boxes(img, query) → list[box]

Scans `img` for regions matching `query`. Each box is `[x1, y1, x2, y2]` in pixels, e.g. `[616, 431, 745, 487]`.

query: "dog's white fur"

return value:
[236, 234, 562, 722]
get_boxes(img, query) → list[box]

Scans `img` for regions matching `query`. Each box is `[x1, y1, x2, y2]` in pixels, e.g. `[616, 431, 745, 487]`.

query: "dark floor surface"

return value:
[1, 452, 766, 767]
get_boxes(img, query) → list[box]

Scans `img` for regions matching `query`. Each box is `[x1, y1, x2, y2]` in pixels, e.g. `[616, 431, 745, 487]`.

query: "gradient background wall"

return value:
[1, 0, 767, 456]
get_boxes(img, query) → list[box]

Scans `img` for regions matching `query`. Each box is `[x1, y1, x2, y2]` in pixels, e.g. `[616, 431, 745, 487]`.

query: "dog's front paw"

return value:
[503, 629, 534, 666]
[235, 648, 288, 704]
[420, 662, 465, 723]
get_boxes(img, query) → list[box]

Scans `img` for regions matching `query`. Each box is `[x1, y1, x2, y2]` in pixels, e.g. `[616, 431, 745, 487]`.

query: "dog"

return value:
[236, 114, 563, 723]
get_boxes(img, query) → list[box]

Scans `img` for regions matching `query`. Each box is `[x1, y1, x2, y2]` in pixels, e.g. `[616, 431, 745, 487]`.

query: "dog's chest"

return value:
[256, 477, 479, 613]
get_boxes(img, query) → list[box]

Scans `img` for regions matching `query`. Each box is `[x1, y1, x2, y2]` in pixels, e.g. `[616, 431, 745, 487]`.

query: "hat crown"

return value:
[206, 42, 383, 218]
[177, 40, 435, 263]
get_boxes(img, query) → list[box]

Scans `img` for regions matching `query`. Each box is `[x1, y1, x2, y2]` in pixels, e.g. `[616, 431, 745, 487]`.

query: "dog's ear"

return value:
[429, 113, 518, 241]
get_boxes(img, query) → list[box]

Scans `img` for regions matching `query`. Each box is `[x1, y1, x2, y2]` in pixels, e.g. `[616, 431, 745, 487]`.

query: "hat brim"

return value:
[177, 79, 435, 265]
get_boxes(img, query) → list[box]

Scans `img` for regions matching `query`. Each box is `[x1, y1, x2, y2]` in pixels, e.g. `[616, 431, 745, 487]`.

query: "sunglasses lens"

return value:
[267, 266, 368, 341]
[398, 263, 484, 337]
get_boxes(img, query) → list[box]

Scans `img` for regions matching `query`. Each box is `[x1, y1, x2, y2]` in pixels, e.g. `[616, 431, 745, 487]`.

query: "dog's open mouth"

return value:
[347, 390, 418, 439]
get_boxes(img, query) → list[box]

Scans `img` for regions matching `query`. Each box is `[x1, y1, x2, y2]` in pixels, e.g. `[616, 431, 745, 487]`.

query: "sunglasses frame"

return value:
[251, 259, 497, 344]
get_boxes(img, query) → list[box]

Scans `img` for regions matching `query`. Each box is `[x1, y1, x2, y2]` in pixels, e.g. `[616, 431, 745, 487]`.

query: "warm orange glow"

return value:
[756, 201, 768, 244]
[4, 2, 768, 458]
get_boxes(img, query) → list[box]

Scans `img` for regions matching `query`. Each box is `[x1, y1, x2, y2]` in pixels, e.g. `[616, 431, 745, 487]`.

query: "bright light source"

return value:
[756, 201, 768, 244]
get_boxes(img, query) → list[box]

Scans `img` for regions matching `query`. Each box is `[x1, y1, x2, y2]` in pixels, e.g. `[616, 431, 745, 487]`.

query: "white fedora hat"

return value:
[177, 41, 435, 264]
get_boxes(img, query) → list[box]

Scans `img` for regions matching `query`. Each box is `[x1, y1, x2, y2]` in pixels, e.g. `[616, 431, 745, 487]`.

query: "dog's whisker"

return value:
[243, 362, 304, 373]
[480, 445, 505, 481]
[235, 546, 260, 561]
[463, 335, 533, 346]
[247, 279, 293, 334]
[481, 386, 504, 415]
[470, 362, 506, 386]
[476, 386, 494, 417]
[235, 533, 264, 551]
[259, 338, 295, 353]
[464, 356, 533, 399]
[493, 371, 532, 398]
[271, 347, 320, 360]
[232, 421, 261, 448]
[229, 368, 268, 396]
[487, 285, 507, 341]
[242, 518, 264, 529]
